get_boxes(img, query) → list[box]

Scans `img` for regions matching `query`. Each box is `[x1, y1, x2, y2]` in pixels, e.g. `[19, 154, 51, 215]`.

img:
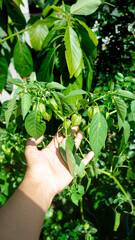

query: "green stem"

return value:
[0, 26, 32, 44]
[103, 2, 115, 7]
[80, 197, 84, 223]
[98, 169, 134, 212]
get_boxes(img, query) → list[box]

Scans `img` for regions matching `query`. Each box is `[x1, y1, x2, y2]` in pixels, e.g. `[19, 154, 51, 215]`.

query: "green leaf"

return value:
[114, 96, 127, 122]
[114, 211, 121, 231]
[115, 90, 135, 100]
[13, 41, 33, 77]
[5, 96, 16, 128]
[66, 136, 76, 154]
[131, 100, 135, 113]
[66, 147, 76, 176]
[25, 110, 46, 140]
[75, 19, 98, 46]
[37, 48, 56, 82]
[46, 82, 66, 90]
[62, 74, 83, 104]
[0, 0, 3, 9]
[64, 26, 82, 78]
[21, 93, 32, 120]
[59, 143, 67, 165]
[0, 57, 8, 92]
[70, 0, 101, 16]
[127, 169, 135, 181]
[83, 53, 93, 92]
[118, 121, 130, 154]
[74, 154, 85, 178]
[65, 89, 87, 98]
[51, 5, 66, 13]
[9, 78, 25, 88]
[89, 112, 108, 155]
[29, 22, 49, 51]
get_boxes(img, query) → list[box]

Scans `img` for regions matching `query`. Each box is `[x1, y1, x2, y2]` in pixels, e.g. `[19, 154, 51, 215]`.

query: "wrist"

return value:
[19, 170, 54, 213]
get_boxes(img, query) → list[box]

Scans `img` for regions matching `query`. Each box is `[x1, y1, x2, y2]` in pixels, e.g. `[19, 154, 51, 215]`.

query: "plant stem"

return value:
[0, 26, 31, 44]
[98, 169, 134, 213]
[80, 197, 84, 223]
[103, 2, 115, 7]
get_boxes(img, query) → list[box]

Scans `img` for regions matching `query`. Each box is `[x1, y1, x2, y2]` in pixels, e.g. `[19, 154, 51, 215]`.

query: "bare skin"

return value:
[0, 127, 94, 240]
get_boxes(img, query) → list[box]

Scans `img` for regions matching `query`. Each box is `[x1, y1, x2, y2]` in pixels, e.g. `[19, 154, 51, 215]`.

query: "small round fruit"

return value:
[39, 103, 46, 116]
[62, 127, 72, 136]
[87, 106, 93, 119]
[42, 108, 52, 121]
[47, 98, 58, 111]
[63, 119, 71, 129]
[71, 114, 82, 126]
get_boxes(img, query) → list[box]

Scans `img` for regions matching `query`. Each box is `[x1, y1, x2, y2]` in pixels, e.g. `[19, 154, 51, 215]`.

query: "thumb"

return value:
[82, 151, 94, 166]
[25, 136, 44, 155]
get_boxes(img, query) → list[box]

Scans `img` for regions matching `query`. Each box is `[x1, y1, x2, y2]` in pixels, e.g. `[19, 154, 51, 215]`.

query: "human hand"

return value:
[25, 127, 94, 199]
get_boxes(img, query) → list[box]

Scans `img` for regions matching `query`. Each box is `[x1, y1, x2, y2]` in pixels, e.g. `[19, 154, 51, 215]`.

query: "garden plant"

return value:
[0, 0, 135, 239]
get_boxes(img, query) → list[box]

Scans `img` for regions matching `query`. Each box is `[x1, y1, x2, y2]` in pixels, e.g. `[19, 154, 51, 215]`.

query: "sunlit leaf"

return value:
[89, 112, 108, 155]
[21, 93, 32, 120]
[70, 0, 101, 16]
[114, 96, 127, 122]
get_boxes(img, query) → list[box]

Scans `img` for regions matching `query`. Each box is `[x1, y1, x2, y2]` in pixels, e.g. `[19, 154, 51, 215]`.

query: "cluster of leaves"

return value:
[0, 0, 135, 239]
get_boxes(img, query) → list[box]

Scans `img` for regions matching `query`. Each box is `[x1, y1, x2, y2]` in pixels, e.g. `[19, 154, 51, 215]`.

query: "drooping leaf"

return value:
[66, 136, 76, 154]
[118, 121, 130, 154]
[70, 0, 101, 16]
[114, 211, 121, 231]
[74, 153, 85, 178]
[75, 19, 98, 46]
[21, 93, 32, 120]
[13, 41, 33, 77]
[9, 78, 25, 88]
[25, 110, 46, 140]
[0, 57, 8, 92]
[118, 114, 123, 131]
[65, 89, 87, 98]
[29, 22, 49, 51]
[89, 112, 108, 155]
[62, 74, 83, 104]
[127, 169, 135, 181]
[59, 143, 67, 165]
[115, 90, 135, 100]
[83, 53, 93, 92]
[5, 1, 26, 30]
[37, 48, 56, 82]
[66, 147, 76, 176]
[131, 100, 135, 113]
[114, 96, 127, 122]
[76, 24, 97, 61]
[51, 5, 66, 13]
[5, 96, 16, 128]
[46, 82, 66, 90]
[0, 0, 3, 9]
[64, 26, 82, 78]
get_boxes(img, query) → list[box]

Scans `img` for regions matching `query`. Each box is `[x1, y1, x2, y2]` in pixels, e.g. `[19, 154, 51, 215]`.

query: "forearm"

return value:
[0, 172, 53, 240]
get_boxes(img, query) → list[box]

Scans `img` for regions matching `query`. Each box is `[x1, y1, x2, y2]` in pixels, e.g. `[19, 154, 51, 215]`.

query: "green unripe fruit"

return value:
[33, 103, 37, 111]
[87, 106, 93, 119]
[39, 103, 46, 116]
[62, 126, 72, 137]
[71, 114, 82, 126]
[63, 119, 71, 129]
[47, 98, 58, 111]
[42, 108, 52, 121]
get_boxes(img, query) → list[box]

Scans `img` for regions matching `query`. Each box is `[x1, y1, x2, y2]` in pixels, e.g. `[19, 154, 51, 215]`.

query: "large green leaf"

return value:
[114, 96, 127, 122]
[5, 1, 26, 30]
[89, 112, 108, 155]
[21, 93, 32, 120]
[131, 100, 135, 113]
[0, 57, 8, 92]
[62, 74, 83, 104]
[13, 41, 33, 77]
[37, 48, 56, 82]
[25, 110, 46, 140]
[76, 19, 98, 46]
[83, 53, 93, 92]
[5, 96, 16, 128]
[70, 0, 101, 16]
[64, 26, 82, 78]
[76, 24, 97, 60]
[29, 22, 49, 51]
[115, 90, 135, 100]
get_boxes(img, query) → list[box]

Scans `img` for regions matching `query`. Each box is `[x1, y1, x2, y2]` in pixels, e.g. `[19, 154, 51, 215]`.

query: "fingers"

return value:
[25, 136, 44, 153]
[82, 151, 94, 166]
[74, 131, 83, 150]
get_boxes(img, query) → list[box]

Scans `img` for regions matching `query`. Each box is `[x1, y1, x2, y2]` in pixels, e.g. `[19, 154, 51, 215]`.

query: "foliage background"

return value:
[0, 0, 135, 239]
